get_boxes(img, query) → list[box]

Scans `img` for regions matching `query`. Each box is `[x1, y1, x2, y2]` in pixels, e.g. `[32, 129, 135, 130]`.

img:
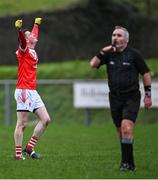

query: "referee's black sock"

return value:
[120, 138, 134, 166]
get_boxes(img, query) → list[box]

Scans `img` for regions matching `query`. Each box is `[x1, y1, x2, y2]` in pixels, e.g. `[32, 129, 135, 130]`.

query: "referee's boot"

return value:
[23, 148, 40, 160]
[119, 162, 135, 171]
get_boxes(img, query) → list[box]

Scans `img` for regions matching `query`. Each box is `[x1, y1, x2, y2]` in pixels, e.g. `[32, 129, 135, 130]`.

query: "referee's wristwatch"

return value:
[144, 85, 151, 97]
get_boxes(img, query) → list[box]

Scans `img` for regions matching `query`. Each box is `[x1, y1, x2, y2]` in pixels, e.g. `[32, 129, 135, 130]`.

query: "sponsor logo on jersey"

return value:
[109, 61, 115, 65]
[29, 49, 38, 60]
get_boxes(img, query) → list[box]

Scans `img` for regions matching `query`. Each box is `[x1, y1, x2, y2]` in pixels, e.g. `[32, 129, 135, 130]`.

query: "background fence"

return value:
[0, 79, 111, 126]
[0, 79, 157, 126]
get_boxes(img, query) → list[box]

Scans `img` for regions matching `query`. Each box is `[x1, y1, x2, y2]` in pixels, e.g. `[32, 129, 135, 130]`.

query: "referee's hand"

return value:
[144, 95, 152, 109]
[101, 45, 116, 53]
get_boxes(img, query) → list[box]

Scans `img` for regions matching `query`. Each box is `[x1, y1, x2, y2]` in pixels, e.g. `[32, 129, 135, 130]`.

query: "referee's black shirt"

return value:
[97, 46, 150, 94]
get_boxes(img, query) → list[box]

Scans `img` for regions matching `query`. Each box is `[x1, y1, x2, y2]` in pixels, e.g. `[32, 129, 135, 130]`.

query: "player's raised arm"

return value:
[15, 19, 27, 51]
[31, 18, 42, 40]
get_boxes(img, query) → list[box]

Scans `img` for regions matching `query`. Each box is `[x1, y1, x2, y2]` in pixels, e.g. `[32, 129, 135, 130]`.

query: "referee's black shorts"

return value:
[109, 90, 141, 128]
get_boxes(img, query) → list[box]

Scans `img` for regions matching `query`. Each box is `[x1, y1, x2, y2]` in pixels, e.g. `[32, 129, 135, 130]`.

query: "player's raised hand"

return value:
[35, 17, 42, 25]
[15, 19, 22, 28]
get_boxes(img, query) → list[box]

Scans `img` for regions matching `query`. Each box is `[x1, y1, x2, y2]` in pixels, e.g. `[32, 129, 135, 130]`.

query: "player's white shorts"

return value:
[14, 89, 45, 112]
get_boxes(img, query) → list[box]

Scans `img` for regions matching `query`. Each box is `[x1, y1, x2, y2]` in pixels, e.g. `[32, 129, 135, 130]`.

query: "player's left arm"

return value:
[31, 17, 42, 40]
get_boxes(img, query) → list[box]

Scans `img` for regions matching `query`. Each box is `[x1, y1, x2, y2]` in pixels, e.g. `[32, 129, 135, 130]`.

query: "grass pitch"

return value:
[0, 122, 157, 179]
[0, 0, 80, 17]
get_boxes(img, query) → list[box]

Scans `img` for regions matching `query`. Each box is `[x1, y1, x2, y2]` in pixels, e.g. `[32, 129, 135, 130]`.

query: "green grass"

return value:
[0, 60, 157, 178]
[0, 0, 80, 17]
[0, 123, 157, 178]
[147, 58, 158, 77]
[0, 58, 157, 79]
[0, 60, 105, 79]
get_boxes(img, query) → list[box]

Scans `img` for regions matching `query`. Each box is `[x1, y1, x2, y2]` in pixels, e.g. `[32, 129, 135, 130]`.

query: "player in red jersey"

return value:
[14, 18, 51, 160]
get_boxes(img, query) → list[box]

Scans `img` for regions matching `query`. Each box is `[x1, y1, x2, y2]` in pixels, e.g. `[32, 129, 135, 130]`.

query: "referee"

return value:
[90, 26, 152, 171]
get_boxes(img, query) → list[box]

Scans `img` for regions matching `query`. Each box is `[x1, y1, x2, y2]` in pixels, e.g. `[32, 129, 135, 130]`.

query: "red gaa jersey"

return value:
[16, 48, 38, 90]
[16, 24, 39, 90]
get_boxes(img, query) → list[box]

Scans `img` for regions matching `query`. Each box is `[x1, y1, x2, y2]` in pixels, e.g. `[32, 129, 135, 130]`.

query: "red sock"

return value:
[15, 146, 22, 159]
[26, 136, 38, 150]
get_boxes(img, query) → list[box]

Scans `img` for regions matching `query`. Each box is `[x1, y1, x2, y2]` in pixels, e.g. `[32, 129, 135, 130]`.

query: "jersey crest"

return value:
[29, 49, 38, 60]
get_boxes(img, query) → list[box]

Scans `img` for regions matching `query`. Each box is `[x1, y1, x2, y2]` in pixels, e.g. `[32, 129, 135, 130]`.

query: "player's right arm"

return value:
[31, 18, 42, 40]
[15, 19, 27, 51]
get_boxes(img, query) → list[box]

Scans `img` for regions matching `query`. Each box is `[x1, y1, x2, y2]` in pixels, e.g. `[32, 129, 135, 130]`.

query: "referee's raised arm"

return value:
[90, 45, 115, 68]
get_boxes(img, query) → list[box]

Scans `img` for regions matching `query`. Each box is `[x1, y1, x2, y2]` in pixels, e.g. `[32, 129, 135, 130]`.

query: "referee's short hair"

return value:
[115, 26, 129, 42]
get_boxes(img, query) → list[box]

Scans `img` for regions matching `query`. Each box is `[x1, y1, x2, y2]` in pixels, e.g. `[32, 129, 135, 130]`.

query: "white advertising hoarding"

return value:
[73, 81, 158, 108]
[74, 82, 109, 108]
